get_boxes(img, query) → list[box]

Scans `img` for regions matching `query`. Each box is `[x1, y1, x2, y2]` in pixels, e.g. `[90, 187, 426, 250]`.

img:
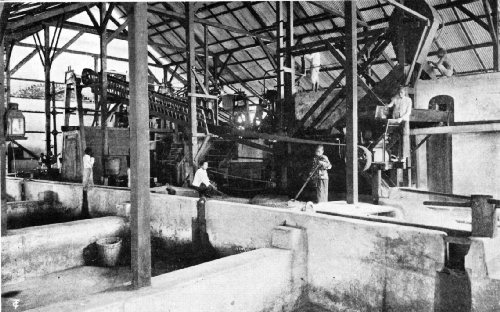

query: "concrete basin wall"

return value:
[205, 200, 446, 311]
[5, 178, 198, 247]
[6, 178, 83, 216]
[3, 178, 450, 310]
[87, 187, 198, 247]
[2, 217, 128, 284]
[28, 248, 299, 312]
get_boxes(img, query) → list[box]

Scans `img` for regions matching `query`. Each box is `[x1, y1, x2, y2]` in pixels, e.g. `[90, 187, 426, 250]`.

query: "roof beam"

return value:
[101, 3, 115, 32]
[148, 6, 273, 42]
[451, 4, 488, 71]
[383, 0, 430, 24]
[456, 4, 490, 32]
[50, 30, 84, 62]
[105, 19, 128, 44]
[14, 41, 162, 68]
[6, 3, 90, 31]
[10, 49, 37, 75]
[85, 7, 100, 31]
[310, 2, 368, 27]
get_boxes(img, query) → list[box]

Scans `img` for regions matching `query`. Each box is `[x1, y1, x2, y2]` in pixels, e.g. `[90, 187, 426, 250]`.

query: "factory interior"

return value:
[0, 1, 499, 311]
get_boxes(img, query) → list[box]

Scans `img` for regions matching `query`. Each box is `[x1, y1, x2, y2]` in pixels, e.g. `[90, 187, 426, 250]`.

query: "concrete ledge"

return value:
[2, 217, 128, 284]
[465, 236, 500, 312]
[28, 248, 299, 312]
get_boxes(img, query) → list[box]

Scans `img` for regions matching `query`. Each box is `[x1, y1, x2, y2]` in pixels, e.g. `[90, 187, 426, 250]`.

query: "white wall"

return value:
[415, 73, 500, 197]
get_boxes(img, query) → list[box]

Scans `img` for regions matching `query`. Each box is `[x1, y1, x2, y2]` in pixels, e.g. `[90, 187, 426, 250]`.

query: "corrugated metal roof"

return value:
[5, 1, 498, 96]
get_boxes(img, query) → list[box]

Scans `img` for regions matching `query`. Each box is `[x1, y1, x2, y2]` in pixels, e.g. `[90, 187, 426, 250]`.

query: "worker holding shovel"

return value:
[310, 145, 332, 203]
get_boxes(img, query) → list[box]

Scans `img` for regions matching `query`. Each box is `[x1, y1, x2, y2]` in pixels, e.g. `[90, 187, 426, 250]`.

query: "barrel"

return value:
[105, 157, 121, 176]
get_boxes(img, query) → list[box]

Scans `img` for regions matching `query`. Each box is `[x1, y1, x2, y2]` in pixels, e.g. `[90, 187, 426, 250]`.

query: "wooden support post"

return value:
[1, 39, 7, 235]
[345, 1, 358, 205]
[128, 2, 151, 288]
[51, 82, 57, 161]
[371, 167, 382, 204]
[162, 65, 169, 91]
[213, 56, 220, 82]
[204, 25, 209, 92]
[192, 197, 208, 252]
[396, 0, 406, 77]
[76, 86, 86, 172]
[186, 3, 198, 178]
[44, 26, 52, 169]
[5, 41, 11, 103]
[64, 81, 71, 127]
[284, 1, 295, 130]
[471, 195, 497, 237]
[275, 2, 287, 190]
[493, 0, 499, 71]
[276, 2, 284, 131]
[402, 119, 411, 186]
[100, 3, 109, 184]
[92, 55, 99, 126]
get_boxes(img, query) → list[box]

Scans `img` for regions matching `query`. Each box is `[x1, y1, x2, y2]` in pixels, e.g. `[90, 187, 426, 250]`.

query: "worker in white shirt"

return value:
[82, 147, 95, 190]
[192, 161, 215, 197]
[386, 86, 412, 160]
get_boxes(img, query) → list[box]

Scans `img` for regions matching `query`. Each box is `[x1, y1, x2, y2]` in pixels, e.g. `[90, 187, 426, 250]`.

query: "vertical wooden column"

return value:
[163, 65, 169, 89]
[493, 0, 499, 71]
[76, 85, 86, 170]
[213, 57, 219, 125]
[64, 83, 71, 127]
[51, 82, 57, 160]
[186, 3, 198, 177]
[44, 26, 52, 169]
[396, 1, 405, 75]
[5, 41, 11, 103]
[284, 1, 295, 130]
[345, 0, 358, 205]
[128, 2, 151, 289]
[371, 167, 381, 204]
[100, 3, 109, 182]
[276, 2, 287, 190]
[403, 118, 411, 186]
[276, 1, 284, 131]
[204, 25, 209, 92]
[395, 2, 407, 187]
[93, 55, 99, 126]
[471, 195, 497, 237]
[1, 40, 7, 235]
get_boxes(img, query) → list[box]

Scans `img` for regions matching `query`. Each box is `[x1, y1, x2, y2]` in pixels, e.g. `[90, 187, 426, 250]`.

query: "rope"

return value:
[207, 169, 273, 184]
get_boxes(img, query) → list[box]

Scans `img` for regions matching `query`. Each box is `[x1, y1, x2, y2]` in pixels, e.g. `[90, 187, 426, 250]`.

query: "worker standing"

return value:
[310, 145, 332, 203]
[82, 147, 95, 190]
[386, 86, 412, 160]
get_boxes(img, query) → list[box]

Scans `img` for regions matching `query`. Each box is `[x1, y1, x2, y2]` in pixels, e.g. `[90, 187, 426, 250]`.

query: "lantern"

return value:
[5, 103, 26, 140]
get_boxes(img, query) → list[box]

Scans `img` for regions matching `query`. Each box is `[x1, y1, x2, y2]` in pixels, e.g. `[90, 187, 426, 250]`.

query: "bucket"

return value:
[96, 236, 122, 267]
[105, 157, 121, 176]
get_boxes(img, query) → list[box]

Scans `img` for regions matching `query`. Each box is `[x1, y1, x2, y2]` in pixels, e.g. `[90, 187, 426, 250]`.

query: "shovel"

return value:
[293, 163, 321, 201]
